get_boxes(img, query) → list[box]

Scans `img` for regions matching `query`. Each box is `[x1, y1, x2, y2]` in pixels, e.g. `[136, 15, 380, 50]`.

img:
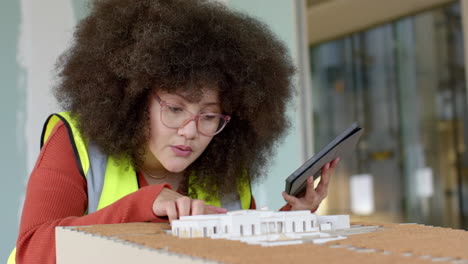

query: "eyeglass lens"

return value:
[162, 105, 226, 135]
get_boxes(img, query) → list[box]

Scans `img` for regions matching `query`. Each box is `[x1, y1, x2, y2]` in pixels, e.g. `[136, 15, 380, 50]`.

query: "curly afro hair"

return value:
[55, 0, 296, 199]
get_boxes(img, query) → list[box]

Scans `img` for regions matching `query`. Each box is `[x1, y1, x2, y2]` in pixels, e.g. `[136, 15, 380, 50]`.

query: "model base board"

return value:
[56, 217, 468, 263]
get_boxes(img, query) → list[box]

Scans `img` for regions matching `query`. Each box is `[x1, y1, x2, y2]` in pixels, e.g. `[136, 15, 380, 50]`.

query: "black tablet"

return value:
[285, 123, 363, 196]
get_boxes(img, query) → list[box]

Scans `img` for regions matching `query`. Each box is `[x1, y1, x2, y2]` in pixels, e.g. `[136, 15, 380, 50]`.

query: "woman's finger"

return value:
[204, 205, 228, 214]
[282, 191, 299, 207]
[307, 162, 330, 200]
[191, 199, 205, 215]
[331, 157, 340, 168]
[304, 175, 318, 201]
[165, 201, 178, 223]
[176, 196, 191, 217]
[315, 163, 332, 199]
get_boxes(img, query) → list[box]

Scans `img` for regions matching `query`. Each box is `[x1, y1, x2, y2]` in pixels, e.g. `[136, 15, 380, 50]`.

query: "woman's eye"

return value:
[168, 105, 183, 113]
[202, 114, 217, 120]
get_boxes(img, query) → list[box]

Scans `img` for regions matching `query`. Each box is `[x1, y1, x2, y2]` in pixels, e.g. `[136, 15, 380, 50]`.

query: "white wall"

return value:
[1, 0, 76, 261]
[20, 0, 75, 171]
[1, 1, 25, 261]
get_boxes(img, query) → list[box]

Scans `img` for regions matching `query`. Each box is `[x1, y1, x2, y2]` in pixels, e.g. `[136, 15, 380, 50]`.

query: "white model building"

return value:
[171, 209, 366, 247]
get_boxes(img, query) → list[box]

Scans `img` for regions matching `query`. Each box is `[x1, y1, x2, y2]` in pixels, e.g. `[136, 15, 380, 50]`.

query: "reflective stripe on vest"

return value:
[41, 112, 139, 213]
[8, 111, 251, 264]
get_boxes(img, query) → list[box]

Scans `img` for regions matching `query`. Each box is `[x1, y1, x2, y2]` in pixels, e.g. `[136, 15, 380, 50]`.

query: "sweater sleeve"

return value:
[279, 204, 292, 211]
[16, 121, 169, 264]
[250, 196, 256, 209]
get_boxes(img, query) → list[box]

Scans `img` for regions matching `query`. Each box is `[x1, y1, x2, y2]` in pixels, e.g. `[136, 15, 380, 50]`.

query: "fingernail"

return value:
[307, 176, 313, 184]
[217, 207, 227, 213]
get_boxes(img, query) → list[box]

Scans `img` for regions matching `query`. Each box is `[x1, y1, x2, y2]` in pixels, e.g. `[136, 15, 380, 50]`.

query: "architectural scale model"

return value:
[171, 209, 378, 246]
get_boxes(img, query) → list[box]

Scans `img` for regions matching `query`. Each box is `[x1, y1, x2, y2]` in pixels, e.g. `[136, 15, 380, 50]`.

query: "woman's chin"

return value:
[163, 163, 188, 173]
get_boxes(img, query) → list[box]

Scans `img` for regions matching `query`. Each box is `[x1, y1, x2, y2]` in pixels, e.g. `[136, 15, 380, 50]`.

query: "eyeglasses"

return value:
[154, 95, 231, 136]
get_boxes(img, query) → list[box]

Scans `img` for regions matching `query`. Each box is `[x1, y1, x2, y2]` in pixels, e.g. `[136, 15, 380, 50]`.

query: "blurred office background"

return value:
[308, 0, 468, 230]
[1, 0, 468, 261]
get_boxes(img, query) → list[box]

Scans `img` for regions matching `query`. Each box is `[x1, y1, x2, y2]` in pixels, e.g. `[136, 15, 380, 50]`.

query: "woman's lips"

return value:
[171, 145, 192, 157]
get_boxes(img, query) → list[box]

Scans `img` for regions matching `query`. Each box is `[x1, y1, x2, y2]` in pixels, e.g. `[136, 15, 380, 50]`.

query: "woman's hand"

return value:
[153, 188, 227, 222]
[281, 158, 339, 212]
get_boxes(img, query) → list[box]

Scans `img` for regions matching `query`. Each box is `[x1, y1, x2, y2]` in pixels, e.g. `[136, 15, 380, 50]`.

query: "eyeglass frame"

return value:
[154, 94, 231, 136]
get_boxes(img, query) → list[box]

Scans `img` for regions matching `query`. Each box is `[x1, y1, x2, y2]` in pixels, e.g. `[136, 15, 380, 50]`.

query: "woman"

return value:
[11, 0, 339, 263]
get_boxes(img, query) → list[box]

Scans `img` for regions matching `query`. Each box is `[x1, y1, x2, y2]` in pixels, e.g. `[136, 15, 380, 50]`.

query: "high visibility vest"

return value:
[8, 111, 251, 264]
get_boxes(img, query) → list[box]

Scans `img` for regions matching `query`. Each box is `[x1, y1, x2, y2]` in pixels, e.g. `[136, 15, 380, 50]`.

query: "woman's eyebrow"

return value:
[173, 92, 190, 101]
[172, 92, 220, 106]
[202, 102, 220, 106]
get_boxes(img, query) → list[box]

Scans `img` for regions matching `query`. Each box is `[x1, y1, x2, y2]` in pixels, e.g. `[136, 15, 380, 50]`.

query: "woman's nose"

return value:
[178, 119, 198, 138]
